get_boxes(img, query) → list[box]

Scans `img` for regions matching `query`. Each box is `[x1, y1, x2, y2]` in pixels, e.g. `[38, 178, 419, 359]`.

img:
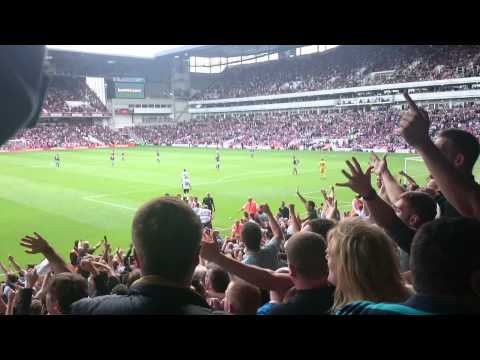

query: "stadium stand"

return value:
[193, 45, 480, 100]
[2, 45, 480, 315]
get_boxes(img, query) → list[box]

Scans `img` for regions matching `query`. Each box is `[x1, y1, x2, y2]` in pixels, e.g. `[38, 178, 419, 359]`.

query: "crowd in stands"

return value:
[3, 103, 480, 151]
[193, 45, 480, 100]
[0, 120, 128, 150]
[2, 93, 480, 315]
[42, 76, 108, 113]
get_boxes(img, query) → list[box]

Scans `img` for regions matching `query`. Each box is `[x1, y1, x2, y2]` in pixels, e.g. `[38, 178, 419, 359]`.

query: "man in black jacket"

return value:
[71, 197, 223, 315]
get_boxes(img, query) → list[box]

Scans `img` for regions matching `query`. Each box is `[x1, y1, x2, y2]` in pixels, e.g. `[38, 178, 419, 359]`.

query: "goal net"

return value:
[405, 156, 480, 186]
[404, 156, 429, 186]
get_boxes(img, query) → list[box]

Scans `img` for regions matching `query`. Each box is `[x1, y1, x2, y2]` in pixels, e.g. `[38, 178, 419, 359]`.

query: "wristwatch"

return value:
[362, 188, 377, 201]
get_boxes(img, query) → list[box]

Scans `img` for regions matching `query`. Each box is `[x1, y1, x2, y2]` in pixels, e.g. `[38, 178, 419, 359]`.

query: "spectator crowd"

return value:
[42, 76, 108, 114]
[2, 93, 480, 315]
[3, 103, 480, 151]
[192, 45, 480, 100]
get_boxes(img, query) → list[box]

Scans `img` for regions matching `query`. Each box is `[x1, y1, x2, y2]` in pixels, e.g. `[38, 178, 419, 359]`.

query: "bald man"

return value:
[224, 280, 261, 315]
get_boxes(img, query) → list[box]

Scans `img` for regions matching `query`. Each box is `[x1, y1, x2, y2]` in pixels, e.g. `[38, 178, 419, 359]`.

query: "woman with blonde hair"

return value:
[326, 217, 411, 313]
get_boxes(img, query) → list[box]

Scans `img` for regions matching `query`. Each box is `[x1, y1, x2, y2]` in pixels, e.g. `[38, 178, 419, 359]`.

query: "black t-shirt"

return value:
[435, 193, 462, 218]
[268, 286, 334, 315]
[202, 197, 215, 211]
[308, 209, 318, 220]
[279, 206, 289, 219]
[385, 218, 416, 255]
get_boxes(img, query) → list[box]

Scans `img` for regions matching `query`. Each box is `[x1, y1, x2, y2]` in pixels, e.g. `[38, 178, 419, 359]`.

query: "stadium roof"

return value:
[154, 45, 302, 58]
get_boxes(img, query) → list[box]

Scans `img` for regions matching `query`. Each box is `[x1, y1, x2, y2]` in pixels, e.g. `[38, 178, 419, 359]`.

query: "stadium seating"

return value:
[192, 45, 480, 100]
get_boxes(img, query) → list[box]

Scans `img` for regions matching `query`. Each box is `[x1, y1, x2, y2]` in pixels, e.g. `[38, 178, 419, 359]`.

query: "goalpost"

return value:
[403, 156, 428, 183]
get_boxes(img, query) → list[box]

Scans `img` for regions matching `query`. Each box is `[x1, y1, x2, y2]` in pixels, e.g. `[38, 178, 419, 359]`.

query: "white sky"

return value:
[47, 45, 188, 58]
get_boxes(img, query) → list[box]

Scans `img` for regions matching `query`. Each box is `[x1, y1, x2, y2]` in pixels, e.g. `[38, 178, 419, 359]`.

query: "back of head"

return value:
[307, 200, 316, 209]
[126, 269, 142, 288]
[132, 197, 203, 284]
[308, 219, 336, 239]
[206, 266, 230, 293]
[327, 218, 406, 309]
[111, 284, 129, 296]
[286, 231, 328, 280]
[411, 217, 480, 299]
[241, 221, 262, 251]
[30, 299, 43, 315]
[47, 273, 88, 315]
[225, 280, 261, 315]
[439, 129, 480, 172]
[400, 191, 437, 226]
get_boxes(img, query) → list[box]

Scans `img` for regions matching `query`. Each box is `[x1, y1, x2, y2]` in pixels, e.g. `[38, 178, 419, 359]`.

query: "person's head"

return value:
[206, 192, 211, 198]
[306, 200, 316, 211]
[326, 218, 408, 310]
[224, 281, 261, 315]
[302, 219, 335, 240]
[6, 273, 18, 285]
[30, 299, 43, 315]
[411, 218, 480, 306]
[281, 201, 285, 207]
[111, 284, 129, 295]
[132, 197, 203, 286]
[126, 268, 142, 288]
[393, 191, 437, 229]
[435, 129, 480, 174]
[46, 273, 88, 315]
[247, 197, 253, 203]
[286, 231, 329, 288]
[206, 265, 230, 294]
[241, 222, 262, 251]
[82, 241, 90, 250]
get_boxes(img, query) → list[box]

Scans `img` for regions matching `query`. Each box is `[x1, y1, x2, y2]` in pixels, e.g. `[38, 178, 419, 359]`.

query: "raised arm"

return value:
[399, 170, 418, 188]
[264, 204, 283, 242]
[200, 239, 293, 293]
[288, 204, 301, 233]
[0, 260, 10, 275]
[296, 187, 307, 205]
[370, 153, 405, 204]
[336, 157, 412, 253]
[20, 232, 71, 274]
[7, 256, 24, 275]
[399, 92, 480, 219]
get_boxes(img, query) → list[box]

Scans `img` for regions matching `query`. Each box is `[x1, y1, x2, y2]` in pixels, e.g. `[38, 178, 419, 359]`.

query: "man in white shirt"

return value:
[182, 177, 191, 194]
[198, 205, 213, 229]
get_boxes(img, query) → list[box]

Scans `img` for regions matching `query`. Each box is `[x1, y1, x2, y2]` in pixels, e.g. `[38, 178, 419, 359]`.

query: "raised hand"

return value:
[397, 92, 431, 147]
[200, 237, 221, 263]
[20, 232, 51, 255]
[25, 268, 39, 289]
[369, 152, 388, 176]
[325, 199, 340, 221]
[336, 157, 374, 197]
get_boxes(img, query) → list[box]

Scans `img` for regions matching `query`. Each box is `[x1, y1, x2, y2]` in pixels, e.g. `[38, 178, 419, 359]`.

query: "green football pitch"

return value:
[0, 146, 433, 272]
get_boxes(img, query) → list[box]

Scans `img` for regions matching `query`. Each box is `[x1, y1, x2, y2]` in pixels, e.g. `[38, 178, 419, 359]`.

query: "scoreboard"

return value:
[113, 77, 145, 99]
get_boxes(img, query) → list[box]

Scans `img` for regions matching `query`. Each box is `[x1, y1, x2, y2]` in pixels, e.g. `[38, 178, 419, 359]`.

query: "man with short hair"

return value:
[46, 273, 88, 315]
[198, 204, 213, 229]
[337, 157, 437, 258]
[200, 231, 334, 315]
[296, 188, 318, 221]
[398, 93, 480, 219]
[205, 265, 230, 300]
[71, 197, 223, 314]
[223, 281, 261, 315]
[278, 201, 289, 219]
[241, 204, 284, 271]
[338, 217, 480, 314]
[202, 192, 215, 212]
